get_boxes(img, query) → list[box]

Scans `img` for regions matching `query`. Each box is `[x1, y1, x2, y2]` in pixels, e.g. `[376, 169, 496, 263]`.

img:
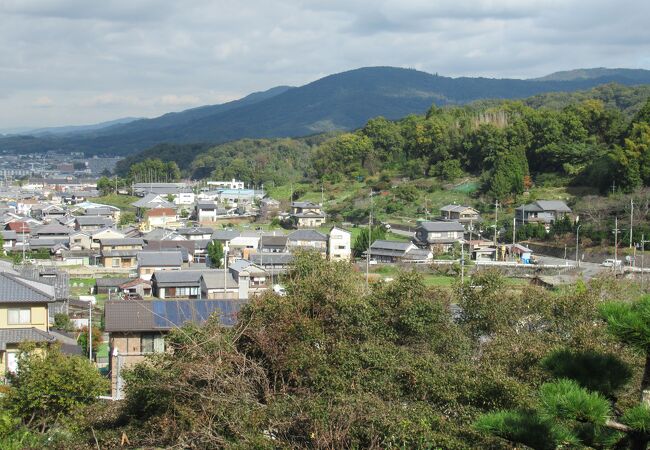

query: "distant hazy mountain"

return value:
[23, 117, 142, 137]
[531, 67, 650, 83]
[2, 66, 649, 156]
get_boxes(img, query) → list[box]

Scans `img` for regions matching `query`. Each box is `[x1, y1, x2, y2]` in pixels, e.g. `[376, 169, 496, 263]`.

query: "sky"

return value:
[1, 0, 649, 130]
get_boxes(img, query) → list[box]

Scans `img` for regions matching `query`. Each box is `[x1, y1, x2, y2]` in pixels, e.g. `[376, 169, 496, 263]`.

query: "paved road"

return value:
[534, 254, 606, 279]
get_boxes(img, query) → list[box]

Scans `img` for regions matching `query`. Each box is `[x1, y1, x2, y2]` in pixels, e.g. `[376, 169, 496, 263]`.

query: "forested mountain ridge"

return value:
[115, 83, 650, 205]
[3, 66, 650, 156]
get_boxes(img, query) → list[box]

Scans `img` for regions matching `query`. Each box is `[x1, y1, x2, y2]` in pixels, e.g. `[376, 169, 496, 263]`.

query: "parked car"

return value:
[601, 259, 622, 267]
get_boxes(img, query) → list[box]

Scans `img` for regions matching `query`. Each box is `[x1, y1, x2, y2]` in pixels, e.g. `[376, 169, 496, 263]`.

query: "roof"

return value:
[288, 229, 328, 242]
[260, 235, 288, 247]
[95, 277, 132, 287]
[291, 201, 320, 208]
[34, 223, 73, 235]
[249, 253, 294, 265]
[1, 230, 17, 240]
[142, 228, 183, 241]
[104, 299, 246, 332]
[440, 204, 477, 213]
[370, 240, 413, 251]
[75, 216, 114, 226]
[417, 221, 465, 232]
[144, 240, 196, 254]
[0, 272, 55, 303]
[146, 208, 177, 217]
[137, 251, 183, 267]
[131, 194, 175, 209]
[177, 227, 213, 235]
[534, 200, 572, 213]
[200, 270, 239, 290]
[152, 270, 204, 286]
[100, 238, 145, 247]
[0, 328, 56, 350]
[119, 278, 152, 289]
[212, 230, 241, 241]
[101, 249, 140, 258]
[516, 200, 572, 213]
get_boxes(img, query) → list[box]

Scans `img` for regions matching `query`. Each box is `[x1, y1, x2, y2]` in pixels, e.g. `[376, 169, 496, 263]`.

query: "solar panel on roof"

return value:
[179, 301, 192, 324]
[195, 300, 210, 322]
[165, 301, 180, 326]
[152, 301, 168, 327]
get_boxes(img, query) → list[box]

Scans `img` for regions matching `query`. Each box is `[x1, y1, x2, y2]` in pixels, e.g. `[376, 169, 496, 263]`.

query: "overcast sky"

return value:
[1, 0, 649, 129]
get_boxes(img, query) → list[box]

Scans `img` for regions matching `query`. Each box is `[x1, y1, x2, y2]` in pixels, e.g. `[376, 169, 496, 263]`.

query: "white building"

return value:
[206, 179, 245, 190]
[328, 227, 352, 261]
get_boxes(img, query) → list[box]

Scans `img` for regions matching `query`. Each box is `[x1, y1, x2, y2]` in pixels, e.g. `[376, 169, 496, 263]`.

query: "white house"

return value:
[328, 227, 351, 261]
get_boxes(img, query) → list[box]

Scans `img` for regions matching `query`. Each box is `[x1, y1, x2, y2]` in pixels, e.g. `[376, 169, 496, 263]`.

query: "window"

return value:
[8, 308, 31, 325]
[112, 259, 120, 268]
[338, 245, 346, 250]
[141, 333, 165, 353]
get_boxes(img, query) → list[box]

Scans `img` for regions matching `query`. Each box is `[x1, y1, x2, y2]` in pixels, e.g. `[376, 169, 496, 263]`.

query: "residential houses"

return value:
[290, 201, 326, 228]
[137, 251, 183, 280]
[515, 200, 572, 229]
[0, 271, 56, 375]
[414, 221, 465, 252]
[105, 298, 246, 398]
[366, 240, 432, 264]
[439, 204, 480, 229]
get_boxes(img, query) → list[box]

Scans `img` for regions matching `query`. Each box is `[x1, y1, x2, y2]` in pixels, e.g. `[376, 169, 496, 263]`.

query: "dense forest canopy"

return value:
[115, 83, 650, 201]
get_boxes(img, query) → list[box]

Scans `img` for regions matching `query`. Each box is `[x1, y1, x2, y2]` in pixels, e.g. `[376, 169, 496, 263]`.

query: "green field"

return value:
[94, 194, 139, 212]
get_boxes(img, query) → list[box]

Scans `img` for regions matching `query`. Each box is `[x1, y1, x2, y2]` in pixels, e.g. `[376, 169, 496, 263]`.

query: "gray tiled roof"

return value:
[201, 270, 239, 290]
[0, 328, 56, 350]
[211, 230, 240, 241]
[142, 228, 182, 241]
[370, 240, 412, 251]
[34, 223, 73, 235]
[152, 270, 204, 286]
[75, 216, 114, 226]
[534, 200, 572, 213]
[177, 227, 213, 235]
[137, 251, 183, 267]
[288, 229, 328, 241]
[440, 204, 475, 213]
[0, 272, 55, 303]
[417, 221, 465, 232]
[100, 238, 145, 247]
[95, 277, 132, 287]
[260, 236, 288, 247]
[249, 253, 294, 265]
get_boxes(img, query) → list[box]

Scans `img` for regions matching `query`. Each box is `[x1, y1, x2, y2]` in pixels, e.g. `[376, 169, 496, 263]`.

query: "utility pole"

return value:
[630, 198, 634, 248]
[223, 247, 228, 295]
[576, 224, 582, 268]
[366, 193, 373, 290]
[639, 234, 649, 290]
[88, 301, 92, 363]
[460, 240, 465, 284]
[493, 200, 499, 246]
[613, 217, 620, 272]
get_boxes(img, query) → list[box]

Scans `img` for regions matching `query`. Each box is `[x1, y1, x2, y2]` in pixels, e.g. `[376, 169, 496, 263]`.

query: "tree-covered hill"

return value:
[3, 66, 650, 156]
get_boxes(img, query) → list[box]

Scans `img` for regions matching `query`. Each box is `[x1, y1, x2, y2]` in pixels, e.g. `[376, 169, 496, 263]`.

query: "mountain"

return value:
[531, 67, 650, 83]
[2, 66, 650, 156]
[22, 117, 142, 137]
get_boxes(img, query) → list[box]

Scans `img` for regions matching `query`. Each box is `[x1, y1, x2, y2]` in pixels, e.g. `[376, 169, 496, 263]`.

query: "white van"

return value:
[601, 259, 622, 268]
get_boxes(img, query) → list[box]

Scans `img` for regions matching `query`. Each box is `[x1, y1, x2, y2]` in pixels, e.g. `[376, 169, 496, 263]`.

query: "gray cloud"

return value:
[0, 0, 648, 128]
